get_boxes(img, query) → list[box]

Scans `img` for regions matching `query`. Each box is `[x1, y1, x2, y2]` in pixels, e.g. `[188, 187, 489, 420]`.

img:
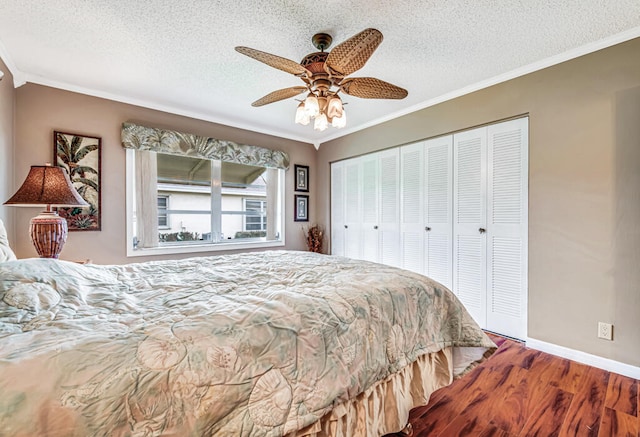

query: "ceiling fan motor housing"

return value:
[301, 52, 329, 74]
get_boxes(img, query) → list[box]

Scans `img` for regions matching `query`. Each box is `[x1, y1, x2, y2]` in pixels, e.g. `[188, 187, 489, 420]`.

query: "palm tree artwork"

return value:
[55, 131, 101, 231]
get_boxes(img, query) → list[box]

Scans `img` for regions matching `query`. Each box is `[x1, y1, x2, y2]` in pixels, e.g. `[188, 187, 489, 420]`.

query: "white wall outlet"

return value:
[598, 322, 613, 341]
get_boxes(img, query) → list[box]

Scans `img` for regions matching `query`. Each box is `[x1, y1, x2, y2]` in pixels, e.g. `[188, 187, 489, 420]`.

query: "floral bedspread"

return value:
[0, 251, 493, 436]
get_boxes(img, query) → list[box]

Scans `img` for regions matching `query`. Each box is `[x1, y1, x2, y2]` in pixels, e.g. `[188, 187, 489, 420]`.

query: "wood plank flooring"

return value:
[386, 334, 639, 436]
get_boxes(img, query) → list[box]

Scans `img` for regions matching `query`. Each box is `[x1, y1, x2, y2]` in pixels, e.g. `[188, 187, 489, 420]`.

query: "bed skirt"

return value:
[293, 346, 458, 437]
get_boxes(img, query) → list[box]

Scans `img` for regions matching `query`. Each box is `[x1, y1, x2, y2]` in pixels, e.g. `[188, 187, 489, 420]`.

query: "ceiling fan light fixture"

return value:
[331, 110, 347, 129]
[314, 113, 329, 131]
[237, 28, 407, 133]
[303, 94, 320, 117]
[326, 96, 343, 119]
[295, 102, 311, 125]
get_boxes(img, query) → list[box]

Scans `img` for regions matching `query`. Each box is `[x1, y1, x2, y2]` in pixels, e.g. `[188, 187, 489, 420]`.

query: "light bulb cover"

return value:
[314, 113, 329, 131]
[326, 96, 343, 119]
[295, 102, 310, 125]
[304, 94, 320, 118]
[332, 109, 347, 128]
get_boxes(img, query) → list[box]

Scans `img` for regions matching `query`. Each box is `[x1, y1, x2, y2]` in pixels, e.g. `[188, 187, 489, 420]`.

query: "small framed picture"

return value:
[54, 131, 102, 231]
[294, 194, 309, 222]
[294, 164, 309, 192]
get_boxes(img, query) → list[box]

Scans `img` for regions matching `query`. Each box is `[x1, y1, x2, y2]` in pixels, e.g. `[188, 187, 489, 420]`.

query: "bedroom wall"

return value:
[13, 85, 317, 264]
[0, 58, 15, 244]
[317, 37, 640, 368]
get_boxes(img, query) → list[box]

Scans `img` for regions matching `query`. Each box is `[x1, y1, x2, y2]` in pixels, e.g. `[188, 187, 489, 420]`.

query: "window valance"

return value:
[121, 122, 290, 170]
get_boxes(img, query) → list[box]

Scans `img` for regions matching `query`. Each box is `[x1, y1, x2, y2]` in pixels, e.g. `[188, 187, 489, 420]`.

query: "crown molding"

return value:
[0, 39, 26, 87]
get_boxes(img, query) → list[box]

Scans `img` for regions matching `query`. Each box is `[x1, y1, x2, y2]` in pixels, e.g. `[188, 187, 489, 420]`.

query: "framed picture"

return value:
[54, 131, 102, 231]
[294, 194, 309, 222]
[294, 164, 309, 192]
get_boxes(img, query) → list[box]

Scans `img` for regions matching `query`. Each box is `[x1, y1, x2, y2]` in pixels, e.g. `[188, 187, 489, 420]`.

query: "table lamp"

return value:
[3, 164, 88, 258]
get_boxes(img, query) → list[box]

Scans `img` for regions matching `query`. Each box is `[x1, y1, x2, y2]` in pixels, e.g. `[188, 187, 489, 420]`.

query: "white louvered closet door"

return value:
[425, 136, 453, 289]
[361, 153, 380, 263]
[330, 161, 345, 257]
[378, 148, 401, 267]
[400, 142, 425, 274]
[344, 159, 362, 260]
[486, 118, 528, 339]
[453, 127, 488, 328]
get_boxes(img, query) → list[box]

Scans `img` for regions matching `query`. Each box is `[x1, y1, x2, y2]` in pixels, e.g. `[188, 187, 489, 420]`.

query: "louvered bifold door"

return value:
[330, 161, 346, 256]
[453, 127, 487, 327]
[361, 153, 380, 263]
[400, 142, 425, 274]
[486, 118, 528, 340]
[344, 159, 362, 260]
[425, 136, 453, 289]
[378, 148, 401, 268]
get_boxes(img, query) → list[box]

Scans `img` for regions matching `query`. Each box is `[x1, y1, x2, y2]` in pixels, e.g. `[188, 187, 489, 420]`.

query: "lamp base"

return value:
[30, 211, 68, 258]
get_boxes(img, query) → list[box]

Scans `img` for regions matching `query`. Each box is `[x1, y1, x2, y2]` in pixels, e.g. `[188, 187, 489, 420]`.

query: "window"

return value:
[157, 195, 169, 229]
[244, 199, 267, 231]
[126, 150, 284, 256]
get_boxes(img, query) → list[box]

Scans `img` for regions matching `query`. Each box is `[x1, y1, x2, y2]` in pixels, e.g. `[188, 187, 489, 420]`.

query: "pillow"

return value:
[0, 218, 17, 262]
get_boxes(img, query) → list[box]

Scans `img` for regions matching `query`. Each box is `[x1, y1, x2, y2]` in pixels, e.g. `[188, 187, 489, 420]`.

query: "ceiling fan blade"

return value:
[251, 86, 308, 107]
[340, 77, 408, 99]
[235, 46, 311, 78]
[324, 28, 383, 77]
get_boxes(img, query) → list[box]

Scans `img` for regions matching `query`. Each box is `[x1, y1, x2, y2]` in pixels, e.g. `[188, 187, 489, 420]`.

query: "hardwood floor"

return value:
[386, 334, 639, 436]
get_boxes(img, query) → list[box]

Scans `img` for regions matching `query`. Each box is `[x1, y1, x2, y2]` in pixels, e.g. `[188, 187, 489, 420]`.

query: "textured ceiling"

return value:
[0, 1, 639, 147]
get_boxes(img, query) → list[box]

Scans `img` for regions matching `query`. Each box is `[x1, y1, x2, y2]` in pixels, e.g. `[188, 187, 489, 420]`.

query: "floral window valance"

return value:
[121, 122, 290, 170]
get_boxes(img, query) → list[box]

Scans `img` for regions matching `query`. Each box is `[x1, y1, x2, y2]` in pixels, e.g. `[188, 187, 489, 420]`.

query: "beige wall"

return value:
[13, 84, 316, 264]
[317, 38, 640, 367]
[0, 59, 15, 243]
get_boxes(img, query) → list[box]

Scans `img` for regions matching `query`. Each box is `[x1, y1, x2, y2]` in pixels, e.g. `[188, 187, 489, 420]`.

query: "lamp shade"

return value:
[295, 102, 311, 125]
[332, 109, 347, 128]
[303, 94, 320, 118]
[4, 165, 88, 207]
[326, 96, 343, 119]
[4, 165, 89, 258]
[314, 113, 329, 131]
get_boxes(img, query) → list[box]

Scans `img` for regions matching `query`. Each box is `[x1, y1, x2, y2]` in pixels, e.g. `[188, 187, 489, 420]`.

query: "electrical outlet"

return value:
[598, 322, 613, 341]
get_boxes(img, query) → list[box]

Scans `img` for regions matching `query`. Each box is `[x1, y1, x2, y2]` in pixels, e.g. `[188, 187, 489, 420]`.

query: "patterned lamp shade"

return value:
[4, 165, 88, 258]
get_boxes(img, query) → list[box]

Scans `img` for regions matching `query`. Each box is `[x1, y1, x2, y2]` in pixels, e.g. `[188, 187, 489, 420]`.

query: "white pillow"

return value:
[0, 219, 17, 262]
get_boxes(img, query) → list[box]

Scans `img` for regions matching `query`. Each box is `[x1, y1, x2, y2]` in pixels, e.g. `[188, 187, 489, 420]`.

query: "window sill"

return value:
[127, 239, 285, 257]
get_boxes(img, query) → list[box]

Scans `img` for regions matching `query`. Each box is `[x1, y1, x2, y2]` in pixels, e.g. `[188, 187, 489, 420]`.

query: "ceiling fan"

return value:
[235, 28, 408, 131]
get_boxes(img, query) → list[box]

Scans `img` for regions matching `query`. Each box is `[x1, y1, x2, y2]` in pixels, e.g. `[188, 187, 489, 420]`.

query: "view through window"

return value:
[127, 150, 284, 254]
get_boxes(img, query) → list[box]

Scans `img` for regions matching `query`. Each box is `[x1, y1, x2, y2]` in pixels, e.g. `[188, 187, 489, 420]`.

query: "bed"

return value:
[0, 249, 494, 436]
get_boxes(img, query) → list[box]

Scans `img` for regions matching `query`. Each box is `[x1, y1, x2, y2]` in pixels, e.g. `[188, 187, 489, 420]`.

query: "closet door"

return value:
[424, 136, 453, 289]
[361, 153, 380, 263]
[400, 142, 425, 274]
[330, 161, 345, 256]
[378, 148, 401, 267]
[343, 159, 363, 259]
[453, 127, 487, 327]
[486, 118, 528, 339]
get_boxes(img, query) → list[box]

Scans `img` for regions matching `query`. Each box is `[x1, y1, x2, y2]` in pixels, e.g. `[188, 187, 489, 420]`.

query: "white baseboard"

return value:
[526, 337, 640, 380]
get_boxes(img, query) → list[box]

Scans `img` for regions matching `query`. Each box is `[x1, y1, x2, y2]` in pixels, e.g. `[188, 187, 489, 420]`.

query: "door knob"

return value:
[344, 225, 348, 229]
[425, 226, 431, 232]
[374, 225, 379, 230]
[479, 228, 486, 234]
